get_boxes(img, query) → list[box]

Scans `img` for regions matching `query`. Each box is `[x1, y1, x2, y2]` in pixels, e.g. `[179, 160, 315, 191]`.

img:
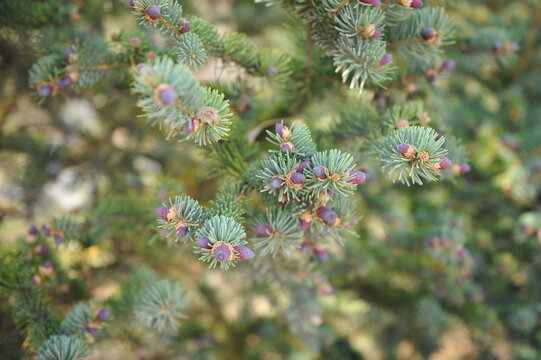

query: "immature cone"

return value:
[156, 206, 169, 221]
[316, 206, 338, 227]
[290, 172, 306, 186]
[39, 261, 54, 276]
[196, 237, 212, 249]
[314, 247, 329, 262]
[86, 323, 99, 337]
[154, 84, 177, 105]
[56, 80, 67, 91]
[370, 28, 382, 39]
[397, 144, 415, 159]
[185, 118, 201, 133]
[349, 170, 368, 185]
[129, 0, 135, 9]
[39, 84, 53, 97]
[177, 226, 188, 237]
[42, 225, 51, 236]
[312, 166, 327, 180]
[270, 176, 284, 189]
[378, 53, 392, 66]
[360, 0, 381, 6]
[297, 160, 310, 173]
[95, 308, 111, 322]
[213, 243, 231, 262]
[411, 0, 423, 8]
[281, 142, 295, 153]
[300, 210, 312, 230]
[29, 224, 38, 236]
[439, 59, 456, 72]
[276, 123, 291, 139]
[426, 70, 438, 83]
[181, 18, 191, 33]
[234, 245, 255, 260]
[438, 156, 452, 170]
[146, 5, 161, 20]
[54, 234, 63, 245]
[65, 71, 79, 85]
[256, 224, 273, 237]
[421, 28, 436, 41]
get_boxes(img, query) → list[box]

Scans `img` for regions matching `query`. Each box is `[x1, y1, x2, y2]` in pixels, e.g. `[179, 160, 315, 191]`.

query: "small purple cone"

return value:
[349, 170, 367, 185]
[427, 72, 438, 82]
[411, 0, 423, 8]
[157, 86, 176, 105]
[185, 118, 200, 133]
[438, 59, 456, 72]
[56, 80, 67, 91]
[41, 225, 51, 236]
[290, 172, 306, 185]
[39, 85, 53, 97]
[146, 5, 161, 20]
[314, 248, 329, 262]
[37, 245, 50, 254]
[297, 160, 310, 173]
[438, 156, 452, 170]
[54, 234, 63, 245]
[378, 53, 392, 66]
[458, 163, 471, 174]
[130, 0, 135, 9]
[234, 245, 255, 260]
[275, 123, 286, 137]
[492, 41, 503, 53]
[369, 28, 382, 39]
[156, 207, 169, 221]
[86, 324, 98, 337]
[95, 308, 111, 322]
[312, 166, 327, 180]
[397, 144, 411, 155]
[300, 219, 311, 230]
[182, 18, 191, 33]
[270, 177, 284, 189]
[421, 28, 435, 41]
[29, 224, 38, 236]
[278, 200, 287, 208]
[281, 143, 293, 152]
[42, 261, 53, 269]
[177, 226, 188, 237]
[316, 207, 338, 227]
[360, 0, 381, 6]
[256, 224, 272, 237]
[196, 237, 212, 249]
[214, 243, 231, 262]
[300, 242, 312, 253]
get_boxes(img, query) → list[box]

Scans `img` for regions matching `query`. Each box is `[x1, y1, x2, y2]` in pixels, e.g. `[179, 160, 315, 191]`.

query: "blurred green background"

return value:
[1, 0, 541, 359]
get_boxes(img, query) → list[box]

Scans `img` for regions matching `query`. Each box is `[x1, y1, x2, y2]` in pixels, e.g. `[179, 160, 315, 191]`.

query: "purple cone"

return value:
[197, 237, 212, 249]
[29, 224, 38, 236]
[182, 18, 190, 33]
[421, 28, 435, 41]
[130, 0, 135, 9]
[214, 243, 231, 262]
[290, 172, 306, 185]
[146, 5, 161, 20]
[439, 59, 456, 72]
[411, 0, 423, 8]
[312, 166, 327, 180]
[316, 206, 338, 227]
[54, 234, 63, 245]
[185, 118, 200, 133]
[39, 85, 53, 97]
[438, 156, 452, 170]
[157, 86, 176, 105]
[95, 308, 111, 322]
[370, 28, 382, 39]
[256, 224, 272, 237]
[492, 41, 503, 53]
[156, 207, 169, 221]
[177, 226, 188, 237]
[234, 245, 255, 260]
[275, 123, 286, 137]
[270, 176, 284, 189]
[41, 225, 51, 236]
[42, 261, 53, 269]
[314, 248, 329, 262]
[86, 324, 98, 337]
[300, 242, 312, 253]
[300, 219, 311, 230]
[397, 144, 411, 155]
[281, 143, 293, 152]
[349, 170, 367, 185]
[297, 160, 310, 173]
[378, 53, 392, 66]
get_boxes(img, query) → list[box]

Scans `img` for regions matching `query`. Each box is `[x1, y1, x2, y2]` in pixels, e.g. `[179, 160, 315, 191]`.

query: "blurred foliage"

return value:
[1, 0, 541, 359]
